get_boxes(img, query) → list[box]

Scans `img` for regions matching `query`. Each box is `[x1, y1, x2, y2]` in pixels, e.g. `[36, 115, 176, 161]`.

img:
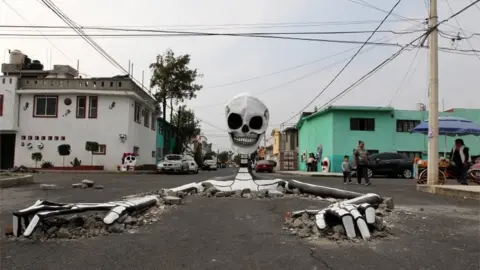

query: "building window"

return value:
[133, 146, 139, 156]
[88, 96, 98, 118]
[34, 95, 58, 117]
[151, 114, 156, 130]
[93, 144, 107, 155]
[144, 109, 150, 128]
[350, 118, 375, 131]
[0, 94, 3, 116]
[76, 96, 86, 118]
[396, 120, 420, 132]
[398, 151, 422, 160]
[134, 103, 141, 123]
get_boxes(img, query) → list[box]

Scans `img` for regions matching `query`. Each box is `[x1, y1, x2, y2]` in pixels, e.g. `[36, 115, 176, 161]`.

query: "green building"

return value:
[156, 118, 177, 161]
[297, 106, 480, 173]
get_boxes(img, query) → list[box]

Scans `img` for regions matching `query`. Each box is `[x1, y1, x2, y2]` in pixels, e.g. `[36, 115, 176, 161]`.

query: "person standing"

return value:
[354, 140, 371, 186]
[449, 138, 471, 185]
[342, 155, 353, 184]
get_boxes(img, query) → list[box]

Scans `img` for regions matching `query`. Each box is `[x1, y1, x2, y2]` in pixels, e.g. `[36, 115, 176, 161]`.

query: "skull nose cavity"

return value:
[242, 125, 249, 133]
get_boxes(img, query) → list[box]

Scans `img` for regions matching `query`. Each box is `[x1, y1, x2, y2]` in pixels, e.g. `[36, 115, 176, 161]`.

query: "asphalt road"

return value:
[0, 170, 479, 270]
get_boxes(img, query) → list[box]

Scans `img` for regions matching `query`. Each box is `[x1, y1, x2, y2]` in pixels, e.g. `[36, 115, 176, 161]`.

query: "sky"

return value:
[1, 0, 479, 151]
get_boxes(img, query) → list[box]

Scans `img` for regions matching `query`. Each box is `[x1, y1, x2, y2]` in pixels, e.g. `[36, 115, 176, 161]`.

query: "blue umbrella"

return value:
[411, 116, 480, 136]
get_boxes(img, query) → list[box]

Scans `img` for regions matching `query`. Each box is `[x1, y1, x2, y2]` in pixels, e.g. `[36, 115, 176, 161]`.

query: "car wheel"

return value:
[403, 169, 413, 179]
[367, 168, 373, 178]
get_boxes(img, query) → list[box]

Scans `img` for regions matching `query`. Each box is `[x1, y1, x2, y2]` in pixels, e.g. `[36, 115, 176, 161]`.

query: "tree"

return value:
[171, 105, 201, 153]
[57, 144, 71, 166]
[193, 143, 203, 168]
[217, 151, 229, 163]
[233, 154, 241, 165]
[85, 141, 99, 166]
[150, 49, 203, 123]
[31, 152, 43, 168]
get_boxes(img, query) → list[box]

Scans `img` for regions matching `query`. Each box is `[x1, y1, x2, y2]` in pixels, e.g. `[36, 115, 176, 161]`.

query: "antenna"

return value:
[128, 60, 131, 74]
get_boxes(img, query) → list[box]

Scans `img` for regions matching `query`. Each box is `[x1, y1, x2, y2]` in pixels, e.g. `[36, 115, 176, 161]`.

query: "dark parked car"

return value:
[255, 160, 274, 173]
[353, 152, 413, 179]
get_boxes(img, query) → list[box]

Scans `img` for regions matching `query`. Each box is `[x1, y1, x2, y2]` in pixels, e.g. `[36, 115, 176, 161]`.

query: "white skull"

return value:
[124, 155, 136, 166]
[225, 93, 269, 154]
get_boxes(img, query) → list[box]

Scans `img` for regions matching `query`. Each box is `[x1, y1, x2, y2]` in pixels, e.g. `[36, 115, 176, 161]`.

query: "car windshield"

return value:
[205, 160, 215, 164]
[257, 160, 270, 165]
[165, 155, 182, 161]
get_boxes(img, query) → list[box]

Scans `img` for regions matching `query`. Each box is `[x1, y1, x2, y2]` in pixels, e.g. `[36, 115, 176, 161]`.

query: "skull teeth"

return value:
[232, 135, 258, 145]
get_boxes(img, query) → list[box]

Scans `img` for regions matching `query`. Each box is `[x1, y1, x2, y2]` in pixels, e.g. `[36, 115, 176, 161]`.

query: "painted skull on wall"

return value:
[225, 93, 269, 154]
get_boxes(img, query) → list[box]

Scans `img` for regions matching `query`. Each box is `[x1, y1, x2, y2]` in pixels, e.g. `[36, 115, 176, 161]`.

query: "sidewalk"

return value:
[417, 184, 480, 200]
[276, 170, 342, 177]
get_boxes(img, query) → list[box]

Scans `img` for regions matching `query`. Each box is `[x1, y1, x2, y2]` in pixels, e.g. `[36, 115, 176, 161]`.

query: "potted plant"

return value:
[57, 144, 71, 167]
[31, 152, 43, 168]
[85, 141, 99, 166]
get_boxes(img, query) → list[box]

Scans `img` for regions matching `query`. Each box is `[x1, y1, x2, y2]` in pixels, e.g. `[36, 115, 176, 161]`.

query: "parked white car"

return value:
[183, 155, 199, 174]
[157, 154, 189, 174]
[203, 160, 217, 171]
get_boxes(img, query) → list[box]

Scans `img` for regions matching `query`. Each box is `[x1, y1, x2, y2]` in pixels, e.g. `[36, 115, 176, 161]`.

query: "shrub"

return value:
[41, 161, 54, 168]
[70, 157, 82, 167]
[85, 141, 99, 165]
[31, 152, 43, 168]
[58, 144, 71, 166]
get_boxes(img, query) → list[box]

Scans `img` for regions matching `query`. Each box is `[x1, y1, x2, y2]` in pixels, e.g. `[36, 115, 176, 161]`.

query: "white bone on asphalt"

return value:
[225, 93, 269, 154]
[315, 210, 327, 230]
[355, 218, 371, 240]
[359, 203, 376, 224]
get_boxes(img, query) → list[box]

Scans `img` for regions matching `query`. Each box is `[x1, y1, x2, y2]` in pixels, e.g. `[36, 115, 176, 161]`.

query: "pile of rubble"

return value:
[9, 193, 184, 241]
[283, 198, 395, 242]
[72, 179, 103, 189]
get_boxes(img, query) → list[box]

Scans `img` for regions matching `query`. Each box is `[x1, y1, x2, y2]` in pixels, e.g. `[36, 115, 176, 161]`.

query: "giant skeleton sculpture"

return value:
[12, 93, 385, 240]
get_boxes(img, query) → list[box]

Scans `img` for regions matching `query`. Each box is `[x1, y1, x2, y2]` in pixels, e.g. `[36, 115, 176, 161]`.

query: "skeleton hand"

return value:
[315, 202, 376, 240]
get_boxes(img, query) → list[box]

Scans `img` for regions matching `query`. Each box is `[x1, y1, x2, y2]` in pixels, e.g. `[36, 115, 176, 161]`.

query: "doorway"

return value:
[0, 133, 16, 170]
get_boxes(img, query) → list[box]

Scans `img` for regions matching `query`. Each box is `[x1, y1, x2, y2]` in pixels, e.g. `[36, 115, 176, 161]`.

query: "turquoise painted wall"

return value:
[299, 107, 480, 173]
[156, 119, 177, 160]
[297, 112, 334, 171]
[332, 110, 396, 172]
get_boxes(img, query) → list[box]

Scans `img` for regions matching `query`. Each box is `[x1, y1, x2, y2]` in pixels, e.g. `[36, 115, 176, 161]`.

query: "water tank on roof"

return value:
[416, 103, 426, 111]
[9, 49, 25, 64]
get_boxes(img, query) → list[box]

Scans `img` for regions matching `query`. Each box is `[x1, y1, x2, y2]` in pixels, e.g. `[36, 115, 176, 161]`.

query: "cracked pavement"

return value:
[1, 170, 479, 269]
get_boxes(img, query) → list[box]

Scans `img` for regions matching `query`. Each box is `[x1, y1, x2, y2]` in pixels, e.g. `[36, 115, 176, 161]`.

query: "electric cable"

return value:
[274, 0, 480, 126]
[444, 0, 480, 60]
[271, 0, 403, 125]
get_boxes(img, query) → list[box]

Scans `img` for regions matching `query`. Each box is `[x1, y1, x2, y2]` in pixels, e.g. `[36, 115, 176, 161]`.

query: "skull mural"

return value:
[225, 93, 269, 154]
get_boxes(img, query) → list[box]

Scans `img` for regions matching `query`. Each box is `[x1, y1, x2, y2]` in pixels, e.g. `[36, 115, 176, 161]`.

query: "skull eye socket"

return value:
[249, 116, 263, 130]
[227, 113, 243, 130]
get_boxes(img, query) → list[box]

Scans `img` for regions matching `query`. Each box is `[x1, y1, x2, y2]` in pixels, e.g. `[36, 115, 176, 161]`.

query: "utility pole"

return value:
[427, 0, 439, 185]
[177, 106, 182, 154]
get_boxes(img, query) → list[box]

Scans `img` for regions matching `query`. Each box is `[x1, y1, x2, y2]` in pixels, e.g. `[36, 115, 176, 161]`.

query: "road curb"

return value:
[0, 174, 35, 188]
[417, 185, 480, 200]
[276, 172, 343, 178]
[35, 170, 157, 174]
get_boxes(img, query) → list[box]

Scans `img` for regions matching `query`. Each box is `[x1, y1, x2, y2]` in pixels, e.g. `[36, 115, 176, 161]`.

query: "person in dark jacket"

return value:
[449, 139, 471, 185]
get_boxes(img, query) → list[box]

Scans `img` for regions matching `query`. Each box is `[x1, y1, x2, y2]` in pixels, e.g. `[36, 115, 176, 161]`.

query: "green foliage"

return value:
[58, 144, 71, 156]
[217, 151, 230, 163]
[85, 141, 99, 165]
[172, 105, 201, 151]
[41, 161, 54, 168]
[193, 144, 203, 168]
[85, 141, 99, 152]
[31, 152, 43, 168]
[150, 49, 203, 122]
[70, 157, 82, 167]
[233, 154, 241, 165]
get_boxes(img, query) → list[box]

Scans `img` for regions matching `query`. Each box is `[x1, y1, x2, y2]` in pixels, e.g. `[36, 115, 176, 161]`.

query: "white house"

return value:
[0, 51, 157, 170]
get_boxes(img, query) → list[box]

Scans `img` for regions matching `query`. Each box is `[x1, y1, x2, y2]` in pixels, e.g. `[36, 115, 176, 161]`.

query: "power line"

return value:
[275, 0, 480, 126]
[346, 0, 425, 26]
[388, 47, 424, 106]
[444, 0, 480, 60]
[1, 0, 75, 68]
[273, 0, 403, 125]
